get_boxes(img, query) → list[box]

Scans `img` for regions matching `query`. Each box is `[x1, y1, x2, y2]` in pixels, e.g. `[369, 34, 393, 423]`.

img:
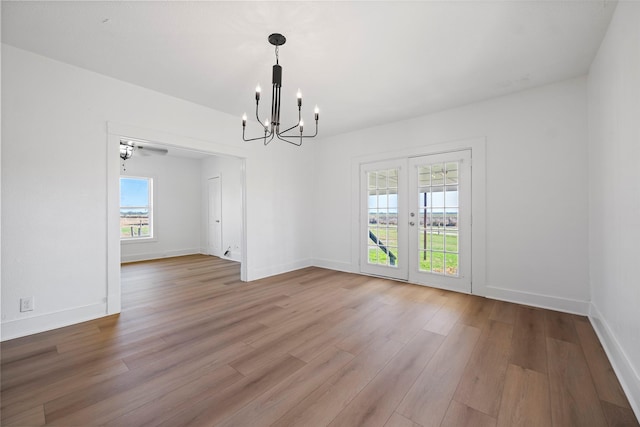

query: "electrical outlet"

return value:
[20, 297, 34, 312]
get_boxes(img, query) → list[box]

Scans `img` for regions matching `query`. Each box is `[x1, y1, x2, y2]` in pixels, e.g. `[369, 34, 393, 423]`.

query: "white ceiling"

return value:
[2, 1, 617, 137]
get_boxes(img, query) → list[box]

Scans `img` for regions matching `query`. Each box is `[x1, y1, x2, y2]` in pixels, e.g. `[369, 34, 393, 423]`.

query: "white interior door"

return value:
[361, 151, 472, 293]
[408, 150, 471, 293]
[207, 177, 222, 256]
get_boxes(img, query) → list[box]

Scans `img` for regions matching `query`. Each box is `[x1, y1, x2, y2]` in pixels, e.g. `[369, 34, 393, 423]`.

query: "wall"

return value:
[120, 152, 202, 263]
[201, 155, 244, 261]
[312, 77, 590, 313]
[588, 1, 640, 416]
[1, 45, 314, 339]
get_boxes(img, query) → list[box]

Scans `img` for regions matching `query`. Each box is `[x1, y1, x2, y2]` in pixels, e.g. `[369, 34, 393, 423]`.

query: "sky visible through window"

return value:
[120, 177, 149, 208]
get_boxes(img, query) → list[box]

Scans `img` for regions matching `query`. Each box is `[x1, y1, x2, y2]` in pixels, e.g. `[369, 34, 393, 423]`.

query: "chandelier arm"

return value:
[276, 105, 303, 135]
[264, 132, 276, 146]
[255, 102, 269, 132]
[279, 122, 301, 134]
[243, 121, 274, 142]
[280, 121, 318, 139]
[243, 133, 272, 142]
[275, 133, 302, 146]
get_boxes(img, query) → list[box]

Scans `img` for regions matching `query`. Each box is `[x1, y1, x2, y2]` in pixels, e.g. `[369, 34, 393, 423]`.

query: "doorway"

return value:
[360, 150, 472, 293]
[107, 122, 248, 315]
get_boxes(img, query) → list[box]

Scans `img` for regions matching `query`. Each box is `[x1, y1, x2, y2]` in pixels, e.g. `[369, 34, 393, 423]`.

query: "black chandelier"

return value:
[242, 33, 319, 146]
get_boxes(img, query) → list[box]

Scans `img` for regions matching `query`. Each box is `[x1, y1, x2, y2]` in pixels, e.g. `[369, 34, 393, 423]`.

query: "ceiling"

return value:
[2, 1, 617, 137]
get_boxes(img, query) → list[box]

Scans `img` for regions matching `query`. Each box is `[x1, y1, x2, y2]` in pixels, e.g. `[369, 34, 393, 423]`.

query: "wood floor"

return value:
[1, 255, 638, 427]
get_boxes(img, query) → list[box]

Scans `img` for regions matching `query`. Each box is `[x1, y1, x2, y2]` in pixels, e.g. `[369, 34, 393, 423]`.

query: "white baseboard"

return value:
[485, 286, 590, 315]
[311, 258, 355, 274]
[1, 302, 107, 342]
[121, 248, 200, 263]
[589, 303, 640, 420]
[247, 258, 314, 281]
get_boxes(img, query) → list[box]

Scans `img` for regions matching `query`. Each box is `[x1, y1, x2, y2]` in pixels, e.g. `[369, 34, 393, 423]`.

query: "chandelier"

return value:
[242, 33, 319, 146]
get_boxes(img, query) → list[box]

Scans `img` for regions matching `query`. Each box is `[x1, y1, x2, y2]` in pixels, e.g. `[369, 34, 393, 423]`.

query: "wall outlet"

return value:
[20, 296, 34, 312]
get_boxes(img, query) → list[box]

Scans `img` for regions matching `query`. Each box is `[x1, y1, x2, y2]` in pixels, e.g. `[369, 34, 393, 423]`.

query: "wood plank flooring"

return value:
[1, 254, 638, 426]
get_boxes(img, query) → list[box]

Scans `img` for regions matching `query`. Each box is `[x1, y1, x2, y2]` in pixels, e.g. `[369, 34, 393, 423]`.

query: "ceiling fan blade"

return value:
[136, 145, 168, 155]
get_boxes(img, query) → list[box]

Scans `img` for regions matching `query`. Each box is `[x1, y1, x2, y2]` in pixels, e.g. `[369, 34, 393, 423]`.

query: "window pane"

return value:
[418, 166, 431, 187]
[446, 187, 459, 208]
[388, 169, 398, 189]
[445, 228, 458, 253]
[418, 228, 430, 251]
[431, 231, 444, 251]
[120, 178, 149, 207]
[377, 170, 388, 190]
[368, 172, 377, 189]
[120, 208, 150, 238]
[445, 162, 459, 184]
[419, 251, 431, 272]
[432, 164, 444, 186]
[446, 253, 459, 276]
[432, 187, 445, 208]
[387, 226, 398, 246]
[432, 252, 445, 274]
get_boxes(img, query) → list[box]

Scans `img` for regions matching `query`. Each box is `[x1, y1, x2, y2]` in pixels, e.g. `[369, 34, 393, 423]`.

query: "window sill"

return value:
[121, 237, 157, 245]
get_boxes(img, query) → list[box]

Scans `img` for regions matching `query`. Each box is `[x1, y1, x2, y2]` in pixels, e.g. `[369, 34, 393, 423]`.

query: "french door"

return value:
[361, 150, 472, 293]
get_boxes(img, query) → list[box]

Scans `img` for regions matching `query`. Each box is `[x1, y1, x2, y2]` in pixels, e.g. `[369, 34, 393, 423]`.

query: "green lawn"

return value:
[368, 227, 459, 275]
[121, 225, 150, 238]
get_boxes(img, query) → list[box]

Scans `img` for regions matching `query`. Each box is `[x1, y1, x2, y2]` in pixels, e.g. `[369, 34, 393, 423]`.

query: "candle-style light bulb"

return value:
[264, 118, 269, 130]
[296, 89, 302, 107]
[299, 119, 304, 133]
[314, 105, 319, 121]
[242, 113, 247, 126]
[255, 85, 261, 102]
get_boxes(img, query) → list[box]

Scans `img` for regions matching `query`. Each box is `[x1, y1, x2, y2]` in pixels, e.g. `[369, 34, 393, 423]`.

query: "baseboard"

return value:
[485, 286, 590, 315]
[1, 302, 107, 342]
[121, 248, 200, 263]
[589, 303, 640, 420]
[247, 258, 314, 281]
[311, 258, 355, 274]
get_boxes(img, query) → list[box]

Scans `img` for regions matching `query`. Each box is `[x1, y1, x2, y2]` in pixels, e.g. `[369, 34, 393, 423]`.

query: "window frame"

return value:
[119, 176, 156, 243]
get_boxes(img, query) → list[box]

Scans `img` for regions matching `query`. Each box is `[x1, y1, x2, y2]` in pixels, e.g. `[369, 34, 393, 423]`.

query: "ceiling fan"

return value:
[119, 140, 168, 161]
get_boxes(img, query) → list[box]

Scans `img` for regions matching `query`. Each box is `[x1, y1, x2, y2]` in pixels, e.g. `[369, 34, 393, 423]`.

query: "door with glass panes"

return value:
[361, 150, 471, 293]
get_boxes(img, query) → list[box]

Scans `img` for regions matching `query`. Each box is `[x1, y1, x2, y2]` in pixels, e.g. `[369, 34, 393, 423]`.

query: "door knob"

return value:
[409, 221, 415, 226]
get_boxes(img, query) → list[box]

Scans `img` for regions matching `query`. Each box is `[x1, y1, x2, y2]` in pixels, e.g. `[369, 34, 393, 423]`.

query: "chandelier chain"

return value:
[275, 45, 279, 65]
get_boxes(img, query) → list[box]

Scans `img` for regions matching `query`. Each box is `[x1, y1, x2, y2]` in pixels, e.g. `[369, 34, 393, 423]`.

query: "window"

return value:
[367, 168, 399, 268]
[417, 161, 460, 276]
[120, 177, 153, 240]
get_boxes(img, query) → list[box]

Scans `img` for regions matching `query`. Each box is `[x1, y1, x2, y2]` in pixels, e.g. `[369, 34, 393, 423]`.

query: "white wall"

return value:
[120, 153, 202, 263]
[1, 45, 313, 339]
[201, 155, 244, 261]
[312, 77, 590, 313]
[244, 141, 314, 278]
[588, 1, 640, 416]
